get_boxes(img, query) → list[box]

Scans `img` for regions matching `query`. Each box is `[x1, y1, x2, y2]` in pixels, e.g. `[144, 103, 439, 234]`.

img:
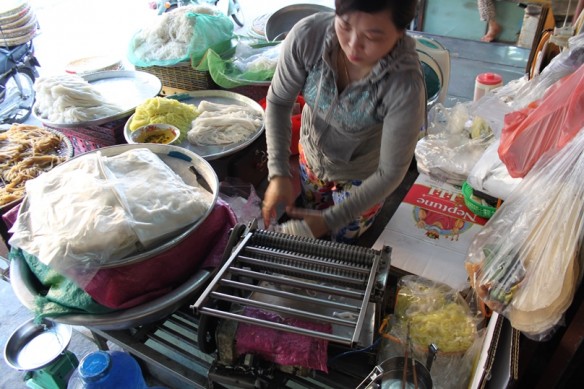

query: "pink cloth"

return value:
[235, 307, 331, 372]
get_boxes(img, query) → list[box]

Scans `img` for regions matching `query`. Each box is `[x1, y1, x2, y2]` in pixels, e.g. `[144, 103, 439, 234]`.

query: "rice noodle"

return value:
[187, 100, 263, 146]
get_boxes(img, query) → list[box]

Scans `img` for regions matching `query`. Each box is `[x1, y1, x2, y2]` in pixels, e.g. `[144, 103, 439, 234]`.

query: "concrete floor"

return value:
[0, 0, 529, 388]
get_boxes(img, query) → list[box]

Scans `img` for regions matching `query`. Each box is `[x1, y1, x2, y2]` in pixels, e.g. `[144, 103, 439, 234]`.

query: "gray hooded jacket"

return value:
[265, 12, 426, 230]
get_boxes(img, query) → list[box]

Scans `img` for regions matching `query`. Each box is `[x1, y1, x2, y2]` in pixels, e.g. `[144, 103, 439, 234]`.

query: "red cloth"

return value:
[259, 95, 304, 155]
[5, 199, 237, 310]
[83, 199, 237, 309]
[235, 307, 331, 372]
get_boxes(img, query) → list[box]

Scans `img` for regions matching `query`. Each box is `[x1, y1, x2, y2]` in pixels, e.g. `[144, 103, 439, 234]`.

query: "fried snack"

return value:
[0, 124, 67, 206]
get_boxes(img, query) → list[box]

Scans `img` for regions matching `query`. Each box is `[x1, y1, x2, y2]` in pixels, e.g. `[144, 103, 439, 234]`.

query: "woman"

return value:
[261, 0, 426, 243]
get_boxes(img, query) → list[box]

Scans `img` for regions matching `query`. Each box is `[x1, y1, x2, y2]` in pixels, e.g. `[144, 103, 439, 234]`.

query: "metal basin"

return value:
[9, 143, 219, 329]
[4, 318, 72, 371]
[265, 3, 334, 41]
[9, 254, 212, 330]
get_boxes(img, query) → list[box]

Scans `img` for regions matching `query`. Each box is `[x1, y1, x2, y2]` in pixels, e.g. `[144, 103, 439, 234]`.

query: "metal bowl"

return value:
[128, 123, 181, 145]
[4, 318, 72, 371]
[265, 3, 334, 41]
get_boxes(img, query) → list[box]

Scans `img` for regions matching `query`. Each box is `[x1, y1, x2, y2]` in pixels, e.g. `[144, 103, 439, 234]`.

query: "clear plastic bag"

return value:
[195, 40, 281, 88]
[9, 149, 214, 288]
[218, 177, 264, 227]
[415, 102, 495, 185]
[378, 275, 484, 389]
[466, 128, 584, 340]
[489, 32, 584, 110]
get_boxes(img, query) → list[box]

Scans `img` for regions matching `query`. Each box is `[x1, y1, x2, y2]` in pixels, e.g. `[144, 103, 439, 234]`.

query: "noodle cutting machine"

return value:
[191, 220, 394, 388]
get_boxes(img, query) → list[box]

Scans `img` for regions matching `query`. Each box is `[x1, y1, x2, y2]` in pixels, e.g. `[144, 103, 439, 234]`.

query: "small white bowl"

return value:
[129, 124, 180, 145]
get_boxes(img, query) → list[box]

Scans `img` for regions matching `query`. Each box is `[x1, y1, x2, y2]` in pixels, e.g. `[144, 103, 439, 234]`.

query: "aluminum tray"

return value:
[4, 317, 72, 371]
[10, 254, 212, 330]
[32, 70, 162, 128]
[265, 3, 333, 41]
[124, 90, 265, 161]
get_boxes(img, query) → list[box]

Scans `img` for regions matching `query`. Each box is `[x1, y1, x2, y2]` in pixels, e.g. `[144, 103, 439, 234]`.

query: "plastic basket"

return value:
[461, 181, 496, 219]
[135, 62, 215, 92]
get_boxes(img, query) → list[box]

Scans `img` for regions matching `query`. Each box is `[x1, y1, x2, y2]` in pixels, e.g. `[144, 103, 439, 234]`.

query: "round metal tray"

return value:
[15, 143, 219, 269]
[10, 255, 212, 330]
[124, 90, 265, 161]
[0, 126, 74, 212]
[32, 70, 162, 128]
[265, 3, 333, 41]
[9, 143, 219, 330]
[4, 317, 72, 371]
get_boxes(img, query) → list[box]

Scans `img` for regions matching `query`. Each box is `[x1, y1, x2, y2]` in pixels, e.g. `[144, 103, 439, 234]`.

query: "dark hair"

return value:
[334, 0, 418, 30]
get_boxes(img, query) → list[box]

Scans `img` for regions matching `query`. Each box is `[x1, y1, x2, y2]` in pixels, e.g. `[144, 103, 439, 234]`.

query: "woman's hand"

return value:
[261, 176, 296, 228]
[286, 207, 330, 238]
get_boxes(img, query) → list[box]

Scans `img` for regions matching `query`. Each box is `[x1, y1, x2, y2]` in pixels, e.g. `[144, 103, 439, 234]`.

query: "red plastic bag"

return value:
[498, 63, 584, 178]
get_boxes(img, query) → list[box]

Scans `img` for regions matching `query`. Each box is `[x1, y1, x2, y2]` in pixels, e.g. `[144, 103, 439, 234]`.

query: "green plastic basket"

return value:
[462, 181, 496, 219]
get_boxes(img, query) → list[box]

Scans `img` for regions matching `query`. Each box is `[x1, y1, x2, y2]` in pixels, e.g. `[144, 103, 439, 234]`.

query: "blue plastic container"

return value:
[67, 350, 150, 389]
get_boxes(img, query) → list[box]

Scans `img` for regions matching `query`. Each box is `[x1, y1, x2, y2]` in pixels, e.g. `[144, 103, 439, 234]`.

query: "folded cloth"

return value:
[83, 199, 236, 309]
[9, 247, 115, 321]
[235, 307, 332, 373]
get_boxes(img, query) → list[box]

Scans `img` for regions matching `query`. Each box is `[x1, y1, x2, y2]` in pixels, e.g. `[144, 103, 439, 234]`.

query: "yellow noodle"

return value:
[0, 124, 68, 206]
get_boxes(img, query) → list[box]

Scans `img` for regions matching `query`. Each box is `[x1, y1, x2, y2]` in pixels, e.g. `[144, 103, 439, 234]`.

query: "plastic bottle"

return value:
[68, 350, 152, 389]
[473, 72, 503, 101]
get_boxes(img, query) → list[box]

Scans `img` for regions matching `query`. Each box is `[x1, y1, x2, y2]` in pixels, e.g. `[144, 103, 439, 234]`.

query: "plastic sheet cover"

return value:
[9, 148, 214, 288]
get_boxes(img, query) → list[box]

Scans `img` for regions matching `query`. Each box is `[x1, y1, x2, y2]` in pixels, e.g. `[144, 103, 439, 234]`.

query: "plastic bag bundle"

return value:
[415, 103, 495, 185]
[466, 128, 584, 339]
[498, 63, 584, 178]
[128, 5, 234, 67]
[196, 41, 281, 88]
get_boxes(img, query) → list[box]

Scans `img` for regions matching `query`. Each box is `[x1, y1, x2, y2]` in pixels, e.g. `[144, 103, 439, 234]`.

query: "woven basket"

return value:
[462, 181, 496, 219]
[221, 83, 270, 102]
[136, 61, 215, 92]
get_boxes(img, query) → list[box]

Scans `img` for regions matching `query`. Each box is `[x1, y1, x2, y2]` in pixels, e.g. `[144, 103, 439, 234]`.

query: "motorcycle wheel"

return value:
[0, 72, 35, 124]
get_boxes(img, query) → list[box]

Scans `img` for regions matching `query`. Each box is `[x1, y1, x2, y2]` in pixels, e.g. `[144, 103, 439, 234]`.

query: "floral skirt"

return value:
[298, 144, 383, 244]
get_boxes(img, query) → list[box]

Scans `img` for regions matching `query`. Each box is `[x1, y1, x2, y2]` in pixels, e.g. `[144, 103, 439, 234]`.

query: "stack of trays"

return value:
[0, 0, 37, 47]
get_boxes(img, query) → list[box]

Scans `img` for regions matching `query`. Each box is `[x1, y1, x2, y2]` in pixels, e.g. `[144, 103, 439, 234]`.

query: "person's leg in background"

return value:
[478, 0, 502, 42]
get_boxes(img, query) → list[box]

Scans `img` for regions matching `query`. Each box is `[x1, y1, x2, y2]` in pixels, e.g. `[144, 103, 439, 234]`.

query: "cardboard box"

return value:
[469, 312, 520, 389]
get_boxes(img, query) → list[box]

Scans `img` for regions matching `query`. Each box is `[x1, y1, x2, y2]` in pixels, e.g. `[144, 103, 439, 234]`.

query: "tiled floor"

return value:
[1, 1, 529, 388]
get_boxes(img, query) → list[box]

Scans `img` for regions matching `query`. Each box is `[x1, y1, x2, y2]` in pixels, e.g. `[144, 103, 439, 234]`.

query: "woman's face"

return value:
[335, 9, 403, 68]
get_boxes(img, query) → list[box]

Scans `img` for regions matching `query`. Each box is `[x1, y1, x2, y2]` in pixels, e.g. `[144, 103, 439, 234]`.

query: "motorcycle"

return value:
[0, 40, 40, 125]
[149, 0, 245, 27]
